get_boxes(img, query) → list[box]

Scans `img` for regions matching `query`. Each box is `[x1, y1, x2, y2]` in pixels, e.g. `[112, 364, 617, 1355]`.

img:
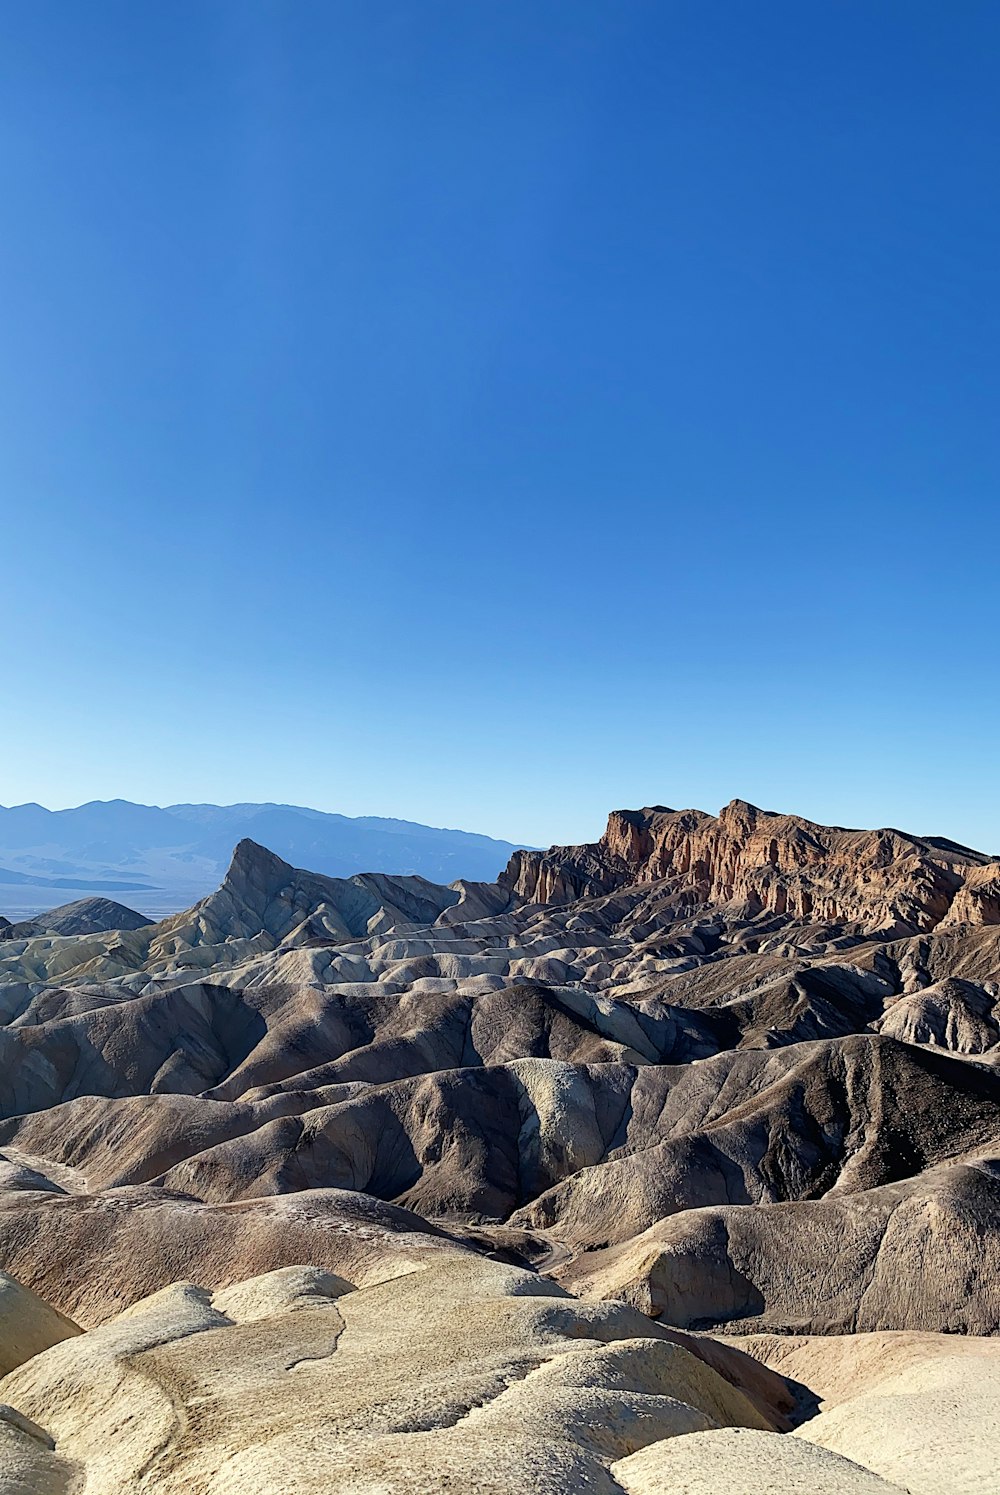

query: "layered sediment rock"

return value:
[503, 800, 1000, 934]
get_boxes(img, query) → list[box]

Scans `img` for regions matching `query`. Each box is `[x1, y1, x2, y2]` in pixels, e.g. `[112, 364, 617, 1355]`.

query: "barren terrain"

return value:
[0, 799, 998, 1490]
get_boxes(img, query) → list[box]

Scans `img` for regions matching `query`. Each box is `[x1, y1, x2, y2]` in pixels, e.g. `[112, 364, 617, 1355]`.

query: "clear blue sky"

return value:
[2, 1, 998, 850]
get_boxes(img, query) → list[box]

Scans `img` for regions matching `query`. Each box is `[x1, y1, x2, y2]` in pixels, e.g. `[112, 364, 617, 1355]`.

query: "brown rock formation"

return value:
[503, 800, 1000, 935]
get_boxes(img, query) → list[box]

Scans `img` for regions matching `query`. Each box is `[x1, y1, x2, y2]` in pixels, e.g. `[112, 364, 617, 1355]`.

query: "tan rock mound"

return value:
[0, 1402, 79, 1495]
[612, 1425, 906, 1492]
[559, 1155, 1000, 1334]
[875, 976, 1000, 1054]
[0, 1258, 778, 1494]
[795, 1339, 1000, 1494]
[0, 1185, 469, 1326]
[0, 1272, 79, 1376]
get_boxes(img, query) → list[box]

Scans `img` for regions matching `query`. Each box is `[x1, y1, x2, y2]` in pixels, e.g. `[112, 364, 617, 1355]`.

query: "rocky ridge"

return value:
[0, 797, 997, 1490]
[503, 800, 1000, 933]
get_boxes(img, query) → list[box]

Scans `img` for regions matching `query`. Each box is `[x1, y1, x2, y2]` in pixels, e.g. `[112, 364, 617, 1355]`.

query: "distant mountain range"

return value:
[0, 799, 527, 919]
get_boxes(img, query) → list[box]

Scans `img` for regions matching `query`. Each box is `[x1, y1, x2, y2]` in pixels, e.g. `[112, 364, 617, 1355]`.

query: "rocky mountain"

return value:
[0, 799, 527, 919]
[0, 896, 152, 941]
[0, 797, 998, 1491]
[503, 799, 1000, 931]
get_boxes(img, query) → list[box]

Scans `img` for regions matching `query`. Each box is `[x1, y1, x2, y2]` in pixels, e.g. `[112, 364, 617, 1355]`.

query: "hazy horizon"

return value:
[1, 790, 997, 861]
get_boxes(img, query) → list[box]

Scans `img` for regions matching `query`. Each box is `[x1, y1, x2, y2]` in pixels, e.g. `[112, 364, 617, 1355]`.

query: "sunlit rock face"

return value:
[0, 799, 998, 1491]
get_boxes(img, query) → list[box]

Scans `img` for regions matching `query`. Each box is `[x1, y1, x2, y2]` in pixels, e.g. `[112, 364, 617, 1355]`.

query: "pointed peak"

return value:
[224, 839, 294, 885]
[720, 798, 772, 824]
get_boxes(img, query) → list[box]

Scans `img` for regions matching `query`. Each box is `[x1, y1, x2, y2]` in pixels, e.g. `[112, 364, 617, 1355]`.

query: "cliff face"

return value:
[501, 799, 1000, 936]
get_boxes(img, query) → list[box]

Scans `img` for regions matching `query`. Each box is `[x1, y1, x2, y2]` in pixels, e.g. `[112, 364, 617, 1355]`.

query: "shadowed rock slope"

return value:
[0, 799, 999, 1490]
[0, 895, 152, 940]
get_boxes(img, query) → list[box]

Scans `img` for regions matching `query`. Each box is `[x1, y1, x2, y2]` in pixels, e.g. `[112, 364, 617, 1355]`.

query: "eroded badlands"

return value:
[0, 800, 998, 1490]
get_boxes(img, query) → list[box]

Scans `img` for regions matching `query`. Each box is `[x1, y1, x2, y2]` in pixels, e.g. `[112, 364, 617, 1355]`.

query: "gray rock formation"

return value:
[0, 896, 152, 940]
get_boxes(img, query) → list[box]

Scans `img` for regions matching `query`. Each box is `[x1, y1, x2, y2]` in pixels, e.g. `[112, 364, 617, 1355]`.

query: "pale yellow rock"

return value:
[612, 1426, 906, 1493]
[722, 1331, 1000, 1495]
[0, 1258, 773, 1494]
[0, 1403, 79, 1495]
[795, 1345, 1000, 1494]
[211, 1264, 352, 1322]
[0, 1273, 79, 1377]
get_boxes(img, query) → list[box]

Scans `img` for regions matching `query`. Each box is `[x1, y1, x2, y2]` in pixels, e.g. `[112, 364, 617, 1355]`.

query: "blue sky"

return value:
[2, 1, 998, 850]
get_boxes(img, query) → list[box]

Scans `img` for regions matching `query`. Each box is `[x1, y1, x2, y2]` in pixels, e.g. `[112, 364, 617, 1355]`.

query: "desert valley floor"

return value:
[0, 799, 999, 1492]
